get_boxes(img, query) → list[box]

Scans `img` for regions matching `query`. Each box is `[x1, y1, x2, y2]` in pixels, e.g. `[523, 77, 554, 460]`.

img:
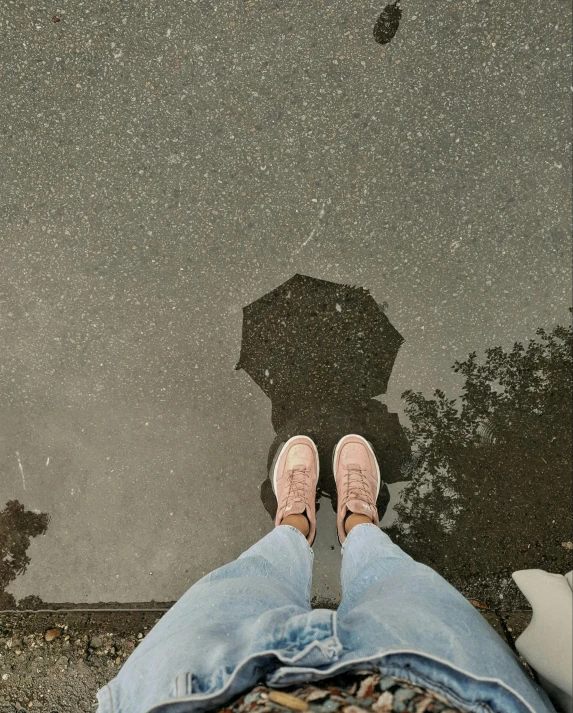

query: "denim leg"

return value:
[335, 523, 556, 713]
[97, 525, 318, 713]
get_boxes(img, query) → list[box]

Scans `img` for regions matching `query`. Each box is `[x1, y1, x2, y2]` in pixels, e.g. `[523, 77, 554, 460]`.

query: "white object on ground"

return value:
[512, 569, 573, 713]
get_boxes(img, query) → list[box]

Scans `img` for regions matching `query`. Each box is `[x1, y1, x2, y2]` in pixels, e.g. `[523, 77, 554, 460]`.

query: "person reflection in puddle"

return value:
[95, 434, 556, 713]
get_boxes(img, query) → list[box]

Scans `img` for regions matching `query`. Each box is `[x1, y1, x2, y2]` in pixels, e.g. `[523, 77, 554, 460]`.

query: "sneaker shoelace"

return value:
[341, 466, 374, 509]
[284, 464, 310, 512]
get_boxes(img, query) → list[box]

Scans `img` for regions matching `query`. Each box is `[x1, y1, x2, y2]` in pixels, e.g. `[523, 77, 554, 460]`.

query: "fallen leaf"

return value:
[357, 675, 377, 699]
[468, 599, 488, 609]
[372, 691, 393, 713]
[268, 690, 308, 711]
[415, 697, 435, 713]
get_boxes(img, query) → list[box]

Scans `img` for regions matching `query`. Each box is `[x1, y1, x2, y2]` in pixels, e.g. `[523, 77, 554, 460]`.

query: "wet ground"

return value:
[1, 0, 571, 623]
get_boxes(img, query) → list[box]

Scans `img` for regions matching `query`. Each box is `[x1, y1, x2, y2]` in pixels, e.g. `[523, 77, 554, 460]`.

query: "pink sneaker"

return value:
[333, 434, 381, 544]
[272, 435, 319, 546]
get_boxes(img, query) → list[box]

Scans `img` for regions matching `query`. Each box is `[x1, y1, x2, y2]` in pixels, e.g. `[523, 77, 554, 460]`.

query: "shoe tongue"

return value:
[346, 463, 362, 471]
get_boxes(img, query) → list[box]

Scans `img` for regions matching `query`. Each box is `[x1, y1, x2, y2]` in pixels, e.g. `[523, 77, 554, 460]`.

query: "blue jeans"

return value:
[96, 524, 556, 713]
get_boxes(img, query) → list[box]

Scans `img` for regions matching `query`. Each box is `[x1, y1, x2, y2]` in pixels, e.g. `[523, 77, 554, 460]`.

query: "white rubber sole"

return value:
[271, 434, 320, 496]
[332, 433, 381, 503]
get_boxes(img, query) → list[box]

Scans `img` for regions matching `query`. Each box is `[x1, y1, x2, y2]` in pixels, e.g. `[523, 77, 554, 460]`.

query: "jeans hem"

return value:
[128, 649, 545, 713]
[277, 524, 314, 554]
[341, 522, 379, 552]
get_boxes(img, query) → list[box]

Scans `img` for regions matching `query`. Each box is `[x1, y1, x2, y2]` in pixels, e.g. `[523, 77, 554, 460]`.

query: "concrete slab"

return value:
[0, 0, 571, 609]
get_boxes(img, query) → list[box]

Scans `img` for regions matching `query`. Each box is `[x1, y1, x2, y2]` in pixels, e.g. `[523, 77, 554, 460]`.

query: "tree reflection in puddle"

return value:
[0, 500, 50, 610]
[387, 320, 572, 604]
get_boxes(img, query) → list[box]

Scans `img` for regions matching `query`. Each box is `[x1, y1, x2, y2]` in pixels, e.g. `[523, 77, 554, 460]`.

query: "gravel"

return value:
[0, 609, 534, 712]
[0, 611, 162, 712]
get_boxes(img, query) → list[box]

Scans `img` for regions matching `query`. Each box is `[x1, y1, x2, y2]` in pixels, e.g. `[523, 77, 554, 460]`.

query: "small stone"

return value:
[315, 700, 340, 713]
[378, 677, 396, 691]
[44, 628, 61, 642]
[90, 636, 103, 649]
[2, 673, 9, 680]
[394, 688, 416, 712]
[115, 656, 121, 665]
[137, 632, 143, 639]
[242, 690, 262, 707]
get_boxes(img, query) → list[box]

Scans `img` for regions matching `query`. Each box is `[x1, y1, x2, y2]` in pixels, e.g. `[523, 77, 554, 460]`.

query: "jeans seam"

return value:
[391, 668, 496, 713]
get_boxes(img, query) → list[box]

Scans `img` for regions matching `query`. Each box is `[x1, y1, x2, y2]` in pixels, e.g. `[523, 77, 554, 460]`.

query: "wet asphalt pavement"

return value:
[0, 0, 571, 610]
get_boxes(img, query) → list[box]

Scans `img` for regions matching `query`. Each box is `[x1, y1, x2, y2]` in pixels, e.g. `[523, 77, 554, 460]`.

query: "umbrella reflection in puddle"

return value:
[236, 274, 411, 520]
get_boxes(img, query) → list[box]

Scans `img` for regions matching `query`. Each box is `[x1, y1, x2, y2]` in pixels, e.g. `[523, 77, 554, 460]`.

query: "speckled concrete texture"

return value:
[0, 0, 570, 606]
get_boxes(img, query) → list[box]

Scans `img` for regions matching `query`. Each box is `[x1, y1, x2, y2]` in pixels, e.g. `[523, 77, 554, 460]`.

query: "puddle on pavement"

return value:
[2, 278, 571, 609]
[373, 0, 402, 45]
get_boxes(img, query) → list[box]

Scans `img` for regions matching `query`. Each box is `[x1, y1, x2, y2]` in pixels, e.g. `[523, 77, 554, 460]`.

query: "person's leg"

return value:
[331, 434, 555, 713]
[95, 525, 317, 713]
[337, 524, 555, 713]
[96, 436, 336, 713]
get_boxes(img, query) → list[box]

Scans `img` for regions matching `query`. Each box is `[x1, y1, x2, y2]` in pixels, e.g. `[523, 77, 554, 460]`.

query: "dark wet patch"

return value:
[386, 321, 573, 607]
[236, 274, 411, 520]
[0, 500, 50, 610]
[373, 0, 402, 45]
